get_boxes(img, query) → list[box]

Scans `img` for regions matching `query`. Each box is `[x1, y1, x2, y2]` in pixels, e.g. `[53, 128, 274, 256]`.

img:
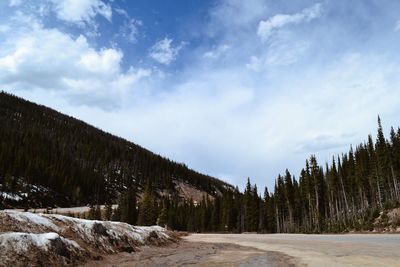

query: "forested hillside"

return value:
[1, 91, 399, 233]
[0, 92, 233, 209]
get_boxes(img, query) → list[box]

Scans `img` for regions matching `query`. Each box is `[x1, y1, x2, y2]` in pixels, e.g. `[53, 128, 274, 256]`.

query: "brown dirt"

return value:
[174, 181, 214, 203]
[80, 241, 295, 267]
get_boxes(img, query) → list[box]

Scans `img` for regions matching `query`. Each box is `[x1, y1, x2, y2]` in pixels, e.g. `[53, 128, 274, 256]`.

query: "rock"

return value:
[92, 223, 108, 236]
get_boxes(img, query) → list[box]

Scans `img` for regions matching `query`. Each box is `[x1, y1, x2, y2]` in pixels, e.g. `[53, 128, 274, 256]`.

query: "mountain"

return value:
[0, 91, 234, 209]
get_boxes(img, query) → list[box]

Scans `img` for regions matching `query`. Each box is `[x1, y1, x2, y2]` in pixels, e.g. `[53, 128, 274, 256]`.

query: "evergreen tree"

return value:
[158, 199, 169, 227]
[104, 201, 113, 221]
[88, 204, 101, 220]
[116, 187, 137, 225]
[137, 183, 158, 226]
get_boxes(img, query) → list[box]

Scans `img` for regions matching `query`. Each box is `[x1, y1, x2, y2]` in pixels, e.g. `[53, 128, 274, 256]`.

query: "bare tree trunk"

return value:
[286, 200, 293, 232]
[308, 193, 313, 228]
[275, 206, 280, 233]
[391, 165, 399, 200]
[376, 178, 382, 207]
[314, 183, 319, 231]
[339, 173, 349, 216]
[335, 199, 340, 224]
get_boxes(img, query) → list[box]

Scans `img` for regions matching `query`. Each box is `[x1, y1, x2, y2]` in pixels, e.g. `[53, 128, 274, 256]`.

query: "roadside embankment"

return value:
[0, 210, 178, 266]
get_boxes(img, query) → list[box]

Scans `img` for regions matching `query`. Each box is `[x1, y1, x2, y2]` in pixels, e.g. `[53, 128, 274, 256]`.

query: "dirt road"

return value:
[81, 241, 293, 267]
[185, 233, 400, 267]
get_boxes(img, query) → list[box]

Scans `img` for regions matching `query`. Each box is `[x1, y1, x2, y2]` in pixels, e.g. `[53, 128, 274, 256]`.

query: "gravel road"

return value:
[185, 233, 400, 267]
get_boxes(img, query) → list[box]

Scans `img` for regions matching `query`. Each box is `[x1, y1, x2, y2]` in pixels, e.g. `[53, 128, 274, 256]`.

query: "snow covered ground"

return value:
[4, 204, 118, 215]
[0, 210, 176, 266]
[0, 192, 23, 201]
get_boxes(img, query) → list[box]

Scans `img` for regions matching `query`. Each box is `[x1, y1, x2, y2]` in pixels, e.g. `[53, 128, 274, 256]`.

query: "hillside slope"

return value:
[0, 92, 233, 208]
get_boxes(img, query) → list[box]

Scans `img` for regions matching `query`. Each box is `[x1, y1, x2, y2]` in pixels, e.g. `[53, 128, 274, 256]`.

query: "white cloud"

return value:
[51, 0, 112, 26]
[78, 48, 122, 74]
[246, 40, 310, 70]
[115, 8, 142, 43]
[246, 56, 263, 71]
[3, 0, 400, 191]
[203, 44, 230, 59]
[257, 3, 322, 42]
[266, 40, 310, 65]
[77, 51, 400, 189]
[208, 0, 268, 37]
[149, 38, 185, 65]
[0, 15, 150, 110]
[9, 0, 22, 7]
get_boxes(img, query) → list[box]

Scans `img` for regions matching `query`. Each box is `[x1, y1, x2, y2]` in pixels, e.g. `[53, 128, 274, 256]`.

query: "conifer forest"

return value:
[1, 92, 399, 233]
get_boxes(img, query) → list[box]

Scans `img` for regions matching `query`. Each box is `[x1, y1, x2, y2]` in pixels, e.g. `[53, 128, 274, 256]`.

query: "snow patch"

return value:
[0, 210, 176, 265]
[5, 210, 59, 231]
[46, 214, 169, 247]
[0, 232, 79, 252]
[1, 192, 23, 201]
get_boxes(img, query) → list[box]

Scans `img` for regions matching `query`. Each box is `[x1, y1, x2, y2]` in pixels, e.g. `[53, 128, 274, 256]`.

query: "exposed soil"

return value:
[81, 241, 295, 267]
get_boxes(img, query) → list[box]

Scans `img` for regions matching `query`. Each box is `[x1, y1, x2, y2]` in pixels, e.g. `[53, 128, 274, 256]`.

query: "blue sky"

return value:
[1, 0, 400, 191]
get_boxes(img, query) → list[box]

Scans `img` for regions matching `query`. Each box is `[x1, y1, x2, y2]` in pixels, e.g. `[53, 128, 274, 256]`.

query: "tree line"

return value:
[1, 92, 399, 232]
[269, 116, 400, 233]
[112, 117, 400, 233]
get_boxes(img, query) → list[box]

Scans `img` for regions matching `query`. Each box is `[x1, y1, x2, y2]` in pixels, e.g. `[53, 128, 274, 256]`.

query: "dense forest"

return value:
[66, 118, 400, 233]
[0, 92, 233, 208]
[154, 116, 400, 233]
[1, 92, 399, 233]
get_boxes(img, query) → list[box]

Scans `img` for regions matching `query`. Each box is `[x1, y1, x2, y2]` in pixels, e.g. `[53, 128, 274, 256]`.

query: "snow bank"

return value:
[4, 204, 118, 215]
[0, 232, 87, 267]
[5, 210, 59, 231]
[0, 210, 177, 266]
[46, 214, 172, 252]
[0, 232, 78, 252]
[1, 192, 23, 201]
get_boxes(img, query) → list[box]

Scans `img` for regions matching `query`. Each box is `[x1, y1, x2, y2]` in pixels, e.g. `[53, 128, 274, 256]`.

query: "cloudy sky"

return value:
[1, 0, 400, 191]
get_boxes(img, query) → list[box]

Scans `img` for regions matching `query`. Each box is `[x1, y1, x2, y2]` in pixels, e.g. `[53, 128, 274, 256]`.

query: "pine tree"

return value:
[186, 199, 195, 231]
[138, 183, 157, 226]
[104, 201, 113, 220]
[88, 203, 101, 220]
[116, 187, 137, 225]
[252, 184, 260, 232]
[158, 199, 169, 227]
[243, 178, 253, 231]
[284, 169, 295, 231]
[263, 187, 270, 231]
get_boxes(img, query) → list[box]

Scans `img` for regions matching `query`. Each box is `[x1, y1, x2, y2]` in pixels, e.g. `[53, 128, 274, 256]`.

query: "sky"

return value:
[1, 0, 400, 191]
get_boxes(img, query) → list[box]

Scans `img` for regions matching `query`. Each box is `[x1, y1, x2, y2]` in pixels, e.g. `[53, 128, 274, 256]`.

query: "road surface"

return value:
[185, 233, 400, 267]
